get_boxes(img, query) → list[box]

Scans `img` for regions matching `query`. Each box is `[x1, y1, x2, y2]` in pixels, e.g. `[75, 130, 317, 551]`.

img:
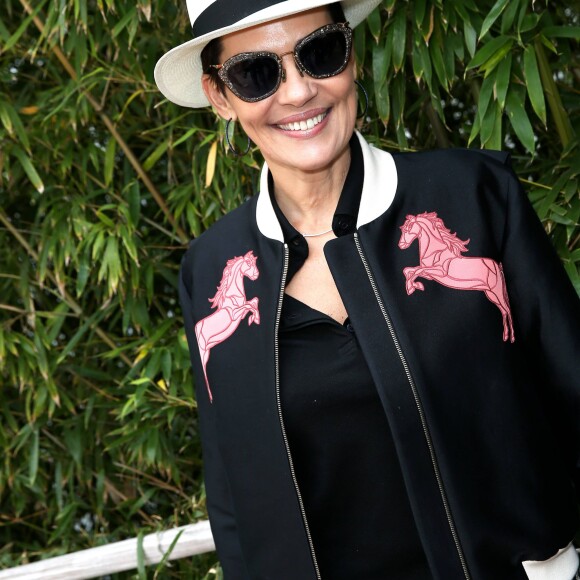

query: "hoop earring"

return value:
[225, 118, 251, 156]
[355, 80, 369, 119]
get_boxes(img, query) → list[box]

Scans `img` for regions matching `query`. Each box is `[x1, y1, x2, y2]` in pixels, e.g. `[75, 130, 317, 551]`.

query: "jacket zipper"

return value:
[275, 244, 322, 579]
[354, 233, 471, 580]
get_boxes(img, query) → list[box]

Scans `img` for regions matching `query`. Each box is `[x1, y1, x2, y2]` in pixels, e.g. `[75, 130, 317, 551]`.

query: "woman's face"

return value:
[202, 7, 357, 176]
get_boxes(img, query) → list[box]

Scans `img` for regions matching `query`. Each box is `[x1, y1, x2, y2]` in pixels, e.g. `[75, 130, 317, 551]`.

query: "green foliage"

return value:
[354, 0, 579, 290]
[0, 0, 578, 576]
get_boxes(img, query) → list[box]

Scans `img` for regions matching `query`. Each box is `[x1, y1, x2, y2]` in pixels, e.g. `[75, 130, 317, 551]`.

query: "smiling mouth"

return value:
[277, 111, 329, 132]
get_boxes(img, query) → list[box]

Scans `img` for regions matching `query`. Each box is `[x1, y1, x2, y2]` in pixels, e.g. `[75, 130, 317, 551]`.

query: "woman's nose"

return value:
[277, 54, 317, 106]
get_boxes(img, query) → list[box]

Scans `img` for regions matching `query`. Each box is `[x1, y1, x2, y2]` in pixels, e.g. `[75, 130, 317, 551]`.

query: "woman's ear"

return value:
[202, 75, 235, 120]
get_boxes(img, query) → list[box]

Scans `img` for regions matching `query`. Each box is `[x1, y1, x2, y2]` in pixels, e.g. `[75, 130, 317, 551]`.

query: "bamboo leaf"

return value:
[375, 77, 390, 124]
[145, 429, 159, 464]
[391, 8, 407, 73]
[28, 429, 39, 486]
[480, 100, 498, 146]
[57, 308, 104, 364]
[161, 349, 172, 385]
[46, 303, 70, 343]
[154, 530, 184, 577]
[64, 426, 84, 466]
[104, 138, 116, 186]
[478, 71, 495, 124]
[11, 147, 44, 193]
[33, 331, 50, 382]
[354, 18, 366, 64]
[541, 26, 580, 40]
[533, 38, 574, 148]
[523, 45, 547, 125]
[372, 41, 390, 88]
[539, 34, 558, 55]
[487, 103, 503, 150]
[519, 13, 541, 35]
[467, 102, 481, 146]
[466, 35, 512, 71]
[143, 139, 170, 171]
[506, 86, 536, 154]
[48, 503, 79, 545]
[480, 40, 513, 75]
[3, 0, 49, 52]
[413, 39, 432, 89]
[112, 6, 137, 39]
[501, 0, 521, 34]
[367, 7, 381, 43]
[98, 236, 122, 292]
[391, 74, 407, 146]
[0, 102, 13, 135]
[0, 16, 10, 43]
[54, 462, 63, 509]
[205, 140, 218, 188]
[495, 52, 512, 110]
[479, 0, 510, 40]
[422, 7, 435, 45]
[173, 127, 199, 148]
[464, 19, 477, 58]
[430, 39, 448, 91]
[129, 487, 156, 517]
[414, 0, 427, 30]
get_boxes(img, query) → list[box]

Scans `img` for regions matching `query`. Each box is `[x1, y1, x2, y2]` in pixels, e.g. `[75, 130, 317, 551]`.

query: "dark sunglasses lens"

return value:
[298, 30, 348, 77]
[227, 56, 280, 100]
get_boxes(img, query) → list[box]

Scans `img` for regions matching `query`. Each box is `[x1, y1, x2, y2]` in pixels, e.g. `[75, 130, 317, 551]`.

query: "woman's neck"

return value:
[268, 145, 351, 234]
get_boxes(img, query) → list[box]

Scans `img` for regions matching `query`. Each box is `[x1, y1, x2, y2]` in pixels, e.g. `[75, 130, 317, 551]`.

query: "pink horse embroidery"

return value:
[195, 251, 260, 402]
[398, 212, 514, 343]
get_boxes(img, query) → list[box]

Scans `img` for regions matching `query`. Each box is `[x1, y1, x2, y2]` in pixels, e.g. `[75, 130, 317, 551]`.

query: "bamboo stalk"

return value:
[18, 0, 190, 244]
[534, 38, 575, 149]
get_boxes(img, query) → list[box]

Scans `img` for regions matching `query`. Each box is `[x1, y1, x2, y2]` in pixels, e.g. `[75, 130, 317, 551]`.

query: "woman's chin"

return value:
[266, 144, 345, 174]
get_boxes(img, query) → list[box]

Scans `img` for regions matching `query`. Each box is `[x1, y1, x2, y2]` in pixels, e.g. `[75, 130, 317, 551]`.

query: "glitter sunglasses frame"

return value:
[207, 22, 353, 102]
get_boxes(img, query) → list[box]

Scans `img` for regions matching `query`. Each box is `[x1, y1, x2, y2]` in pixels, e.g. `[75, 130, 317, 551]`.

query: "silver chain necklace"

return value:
[300, 228, 333, 238]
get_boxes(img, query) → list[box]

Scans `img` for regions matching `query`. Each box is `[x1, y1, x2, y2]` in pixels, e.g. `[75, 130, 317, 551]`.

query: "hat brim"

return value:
[154, 0, 383, 108]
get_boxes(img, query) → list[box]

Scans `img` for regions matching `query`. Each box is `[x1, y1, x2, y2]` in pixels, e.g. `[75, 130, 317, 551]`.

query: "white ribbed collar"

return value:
[255, 131, 398, 242]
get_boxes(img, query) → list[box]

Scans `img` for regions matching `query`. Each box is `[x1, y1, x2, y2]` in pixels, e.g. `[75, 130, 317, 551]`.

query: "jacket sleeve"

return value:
[178, 262, 250, 579]
[499, 160, 580, 493]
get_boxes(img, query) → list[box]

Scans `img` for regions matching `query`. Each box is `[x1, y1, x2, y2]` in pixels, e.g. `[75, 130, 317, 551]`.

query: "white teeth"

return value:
[278, 112, 327, 132]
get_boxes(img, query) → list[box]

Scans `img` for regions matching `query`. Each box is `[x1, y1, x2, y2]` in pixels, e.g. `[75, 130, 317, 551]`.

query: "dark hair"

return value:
[201, 2, 346, 95]
[201, 37, 225, 94]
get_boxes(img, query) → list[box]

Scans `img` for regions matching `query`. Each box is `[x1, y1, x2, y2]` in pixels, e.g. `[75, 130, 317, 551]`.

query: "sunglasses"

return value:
[208, 22, 353, 102]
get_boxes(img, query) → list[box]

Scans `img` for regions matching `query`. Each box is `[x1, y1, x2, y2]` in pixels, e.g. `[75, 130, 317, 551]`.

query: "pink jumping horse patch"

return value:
[398, 212, 514, 343]
[195, 251, 260, 402]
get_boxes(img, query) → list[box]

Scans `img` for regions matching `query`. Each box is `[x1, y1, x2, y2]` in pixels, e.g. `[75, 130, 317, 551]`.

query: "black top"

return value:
[274, 136, 431, 577]
[279, 295, 431, 578]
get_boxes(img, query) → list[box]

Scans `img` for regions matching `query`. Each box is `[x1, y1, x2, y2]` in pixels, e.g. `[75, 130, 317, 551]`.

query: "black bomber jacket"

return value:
[179, 133, 580, 580]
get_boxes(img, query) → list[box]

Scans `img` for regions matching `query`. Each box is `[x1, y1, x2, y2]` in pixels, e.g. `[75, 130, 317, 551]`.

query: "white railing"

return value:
[0, 520, 215, 580]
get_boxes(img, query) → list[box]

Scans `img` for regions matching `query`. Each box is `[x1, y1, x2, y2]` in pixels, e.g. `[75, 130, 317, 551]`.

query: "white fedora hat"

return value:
[154, 0, 383, 108]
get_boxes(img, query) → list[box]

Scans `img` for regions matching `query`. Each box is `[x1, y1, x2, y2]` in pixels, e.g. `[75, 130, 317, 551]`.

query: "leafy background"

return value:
[0, 0, 578, 577]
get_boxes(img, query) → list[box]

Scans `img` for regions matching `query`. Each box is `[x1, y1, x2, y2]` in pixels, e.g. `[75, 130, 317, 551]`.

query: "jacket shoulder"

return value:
[391, 147, 517, 208]
[391, 147, 512, 177]
[183, 195, 257, 253]
[180, 195, 259, 293]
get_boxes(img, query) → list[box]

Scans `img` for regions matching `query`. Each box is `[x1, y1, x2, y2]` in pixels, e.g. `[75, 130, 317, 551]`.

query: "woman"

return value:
[155, 1, 580, 578]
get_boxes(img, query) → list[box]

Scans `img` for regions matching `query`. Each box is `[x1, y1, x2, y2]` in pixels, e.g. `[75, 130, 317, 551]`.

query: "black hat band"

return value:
[192, 0, 288, 37]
